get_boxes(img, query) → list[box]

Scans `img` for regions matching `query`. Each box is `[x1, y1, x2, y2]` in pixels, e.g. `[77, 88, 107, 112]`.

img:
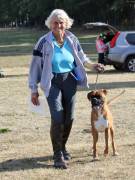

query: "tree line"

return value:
[0, 0, 134, 28]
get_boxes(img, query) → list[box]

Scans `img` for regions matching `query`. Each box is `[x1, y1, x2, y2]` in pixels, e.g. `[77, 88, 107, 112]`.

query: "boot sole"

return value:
[54, 165, 68, 169]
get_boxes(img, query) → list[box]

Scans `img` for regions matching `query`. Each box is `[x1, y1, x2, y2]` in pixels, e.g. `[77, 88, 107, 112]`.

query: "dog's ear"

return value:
[87, 91, 93, 100]
[102, 89, 108, 95]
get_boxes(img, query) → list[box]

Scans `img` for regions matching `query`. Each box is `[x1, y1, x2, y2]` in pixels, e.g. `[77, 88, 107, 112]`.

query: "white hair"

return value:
[45, 9, 74, 29]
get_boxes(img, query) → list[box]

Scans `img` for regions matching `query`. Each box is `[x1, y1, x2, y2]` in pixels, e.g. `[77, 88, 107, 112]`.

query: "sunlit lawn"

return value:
[0, 28, 45, 56]
[0, 28, 97, 56]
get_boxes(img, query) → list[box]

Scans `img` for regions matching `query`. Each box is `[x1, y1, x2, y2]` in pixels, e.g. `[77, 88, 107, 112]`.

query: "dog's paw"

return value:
[113, 152, 119, 156]
[92, 156, 100, 161]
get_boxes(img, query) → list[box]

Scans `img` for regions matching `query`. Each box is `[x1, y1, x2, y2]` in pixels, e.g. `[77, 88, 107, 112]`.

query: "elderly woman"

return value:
[29, 9, 104, 169]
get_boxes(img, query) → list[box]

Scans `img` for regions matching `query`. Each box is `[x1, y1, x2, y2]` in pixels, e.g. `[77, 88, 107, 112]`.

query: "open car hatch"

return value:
[83, 22, 119, 33]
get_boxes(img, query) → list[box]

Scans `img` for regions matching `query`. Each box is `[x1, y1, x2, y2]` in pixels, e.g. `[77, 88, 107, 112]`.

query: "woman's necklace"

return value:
[57, 41, 64, 47]
[54, 33, 64, 47]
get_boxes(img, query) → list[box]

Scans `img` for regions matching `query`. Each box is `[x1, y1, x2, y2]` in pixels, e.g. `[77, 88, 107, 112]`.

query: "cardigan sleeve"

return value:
[28, 37, 45, 93]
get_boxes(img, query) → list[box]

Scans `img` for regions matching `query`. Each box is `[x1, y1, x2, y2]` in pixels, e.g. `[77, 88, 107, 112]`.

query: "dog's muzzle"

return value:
[91, 96, 104, 108]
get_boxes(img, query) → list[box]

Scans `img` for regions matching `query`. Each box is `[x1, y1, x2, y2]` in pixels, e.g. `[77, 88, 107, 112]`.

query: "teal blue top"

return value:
[51, 34, 75, 73]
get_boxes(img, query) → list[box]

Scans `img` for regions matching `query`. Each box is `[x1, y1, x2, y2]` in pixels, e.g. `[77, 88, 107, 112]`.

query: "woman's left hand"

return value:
[83, 61, 105, 72]
[93, 63, 105, 73]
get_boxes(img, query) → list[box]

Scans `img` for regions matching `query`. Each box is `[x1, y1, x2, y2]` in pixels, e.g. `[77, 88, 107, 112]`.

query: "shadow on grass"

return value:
[0, 52, 31, 57]
[78, 80, 135, 92]
[5, 74, 28, 78]
[0, 156, 53, 172]
[70, 153, 100, 165]
[86, 68, 128, 75]
[88, 81, 135, 90]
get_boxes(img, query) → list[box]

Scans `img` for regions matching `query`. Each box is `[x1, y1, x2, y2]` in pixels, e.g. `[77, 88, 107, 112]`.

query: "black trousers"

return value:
[98, 53, 105, 64]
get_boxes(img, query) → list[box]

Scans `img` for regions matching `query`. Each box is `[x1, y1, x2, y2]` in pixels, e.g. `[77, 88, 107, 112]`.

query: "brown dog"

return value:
[87, 89, 118, 160]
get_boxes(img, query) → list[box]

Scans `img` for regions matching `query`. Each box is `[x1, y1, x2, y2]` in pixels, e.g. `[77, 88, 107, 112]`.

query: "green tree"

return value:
[0, 0, 134, 28]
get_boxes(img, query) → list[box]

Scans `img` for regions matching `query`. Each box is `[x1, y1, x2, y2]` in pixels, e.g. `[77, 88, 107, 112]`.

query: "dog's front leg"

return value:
[104, 128, 109, 156]
[92, 129, 98, 159]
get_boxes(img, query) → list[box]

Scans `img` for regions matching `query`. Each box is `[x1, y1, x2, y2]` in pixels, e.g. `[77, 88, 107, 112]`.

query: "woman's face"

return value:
[50, 17, 66, 35]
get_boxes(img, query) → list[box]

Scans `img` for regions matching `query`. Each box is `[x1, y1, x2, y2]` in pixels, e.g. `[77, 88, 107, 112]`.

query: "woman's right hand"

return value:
[31, 92, 40, 106]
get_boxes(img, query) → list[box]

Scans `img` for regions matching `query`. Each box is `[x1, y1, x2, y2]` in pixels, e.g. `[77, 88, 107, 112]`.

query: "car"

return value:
[84, 22, 135, 72]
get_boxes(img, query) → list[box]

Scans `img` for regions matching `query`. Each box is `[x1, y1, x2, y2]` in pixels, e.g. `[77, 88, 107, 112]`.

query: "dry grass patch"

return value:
[0, 64, 135, 180]
[0, 28, 135, 179]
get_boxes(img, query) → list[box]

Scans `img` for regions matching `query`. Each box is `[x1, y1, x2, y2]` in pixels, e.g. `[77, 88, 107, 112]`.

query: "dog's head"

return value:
[87, 89, 107, 110]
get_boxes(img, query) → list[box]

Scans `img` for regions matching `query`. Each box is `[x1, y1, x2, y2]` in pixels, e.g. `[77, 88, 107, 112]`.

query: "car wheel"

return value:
[125, 56, 135, 72]
[113, 64, 124, 71]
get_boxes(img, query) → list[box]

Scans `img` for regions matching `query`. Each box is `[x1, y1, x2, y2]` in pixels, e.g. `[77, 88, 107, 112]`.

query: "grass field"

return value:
[0, 28, 135, 180]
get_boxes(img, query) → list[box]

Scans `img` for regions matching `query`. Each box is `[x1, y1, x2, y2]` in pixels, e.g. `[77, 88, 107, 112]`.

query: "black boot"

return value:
[50, 122, 67, 169]
[62, 121, 73, 160]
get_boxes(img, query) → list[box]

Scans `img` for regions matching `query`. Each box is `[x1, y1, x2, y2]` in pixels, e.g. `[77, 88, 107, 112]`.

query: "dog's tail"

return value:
[107, 89, 125, 105]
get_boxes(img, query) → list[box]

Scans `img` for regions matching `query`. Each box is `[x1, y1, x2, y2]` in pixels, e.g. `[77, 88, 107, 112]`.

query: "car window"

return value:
[126, 33, 135, 45]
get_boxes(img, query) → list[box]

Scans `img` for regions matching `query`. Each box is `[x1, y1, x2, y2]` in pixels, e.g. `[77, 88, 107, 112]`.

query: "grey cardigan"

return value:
[29, 30, 90, 97]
